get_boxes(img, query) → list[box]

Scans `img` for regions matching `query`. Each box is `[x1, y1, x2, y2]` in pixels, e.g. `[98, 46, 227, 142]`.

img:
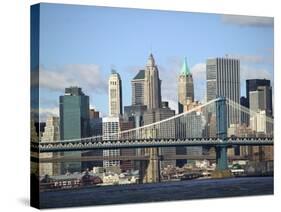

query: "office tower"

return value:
[89, 109, 103, 136]
[227, 123, 255, 157]
[124, 105, 147, 127]
[59, 86, 90, 173]
[143, 102, 176, 168]
[39, 116, 60, 176]
[82, 109, 103, 170]
[249, 86, 273, 161]
[240, 96, 249, 125]
[119, 119, 135, 172]
[132, 70, 145, 105]
[177, 88, 198, 166]
[109, 69, 123, 117]
[35, 122, 46, 139]
[250, 90, 262, 112]
[102, 117, 120, 168]
[240, 96, 249, 108]
[206, 57, 240, 125]
[185, 111, 204, 156]
[249, 84, 272, 116]
[246, 79, 272, 115]
[123, 104, 147, 172]
[144, 53, 162, 109]
[178, 57, 194, 113]
[249, 88, 273, 136]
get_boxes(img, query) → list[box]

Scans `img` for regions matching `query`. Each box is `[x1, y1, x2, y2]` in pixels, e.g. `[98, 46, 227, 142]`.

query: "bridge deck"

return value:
[33, 137, 274, 153]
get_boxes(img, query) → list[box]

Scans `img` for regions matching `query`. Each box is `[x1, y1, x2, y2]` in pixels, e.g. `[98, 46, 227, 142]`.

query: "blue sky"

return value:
[37, 3, 274, 120]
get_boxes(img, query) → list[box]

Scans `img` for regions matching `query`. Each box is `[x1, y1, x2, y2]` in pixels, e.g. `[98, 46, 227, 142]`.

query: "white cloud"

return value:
[158, 64, 179, 112]
[226, 54, 273, 65]
[125, 65, 144, 73]
[39, 107, 59, 122]
[40, 64, 107, 94]
[191, 63, 206, 103]
[240, 65, 272, 82]
[221, 15, 273, 27]
[191, 63, 206, 80]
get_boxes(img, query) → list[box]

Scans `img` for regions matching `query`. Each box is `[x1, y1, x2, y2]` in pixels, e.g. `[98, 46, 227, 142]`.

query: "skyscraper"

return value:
[206, 57, 240, 125]
[185, 111, 204, 156]
[132, 70, 145, 105]
[249, 87, 273, 136]
[119, 119, 135, 172]
[39, 116, 60, 176]
[102, 117, 120, 168]
[248, 85, 273, 161]
[178, 57, 194, 113]
[109, 70, 123, 117]
[82, 109, 103, 170]
[59, 86, 90, 173]
[143, 102, 176, 168]
[144, 53, 162, 109]
[247, 80, 273, 115]
[246, 79, 273, 115]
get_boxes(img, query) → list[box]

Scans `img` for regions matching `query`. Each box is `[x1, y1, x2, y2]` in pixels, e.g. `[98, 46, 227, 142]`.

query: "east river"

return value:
[40, 177, 273, 208]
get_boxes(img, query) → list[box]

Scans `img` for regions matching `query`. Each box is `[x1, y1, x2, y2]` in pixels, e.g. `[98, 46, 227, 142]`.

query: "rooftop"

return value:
[133, 69, 145, 80]
[180, 57, 191, 76]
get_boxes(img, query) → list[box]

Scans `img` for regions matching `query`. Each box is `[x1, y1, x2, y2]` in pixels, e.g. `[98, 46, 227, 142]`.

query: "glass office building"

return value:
[59, 87, 90, 173]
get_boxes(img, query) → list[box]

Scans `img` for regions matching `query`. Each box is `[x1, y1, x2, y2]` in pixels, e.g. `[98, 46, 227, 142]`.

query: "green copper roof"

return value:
[181, 57, 191, 75]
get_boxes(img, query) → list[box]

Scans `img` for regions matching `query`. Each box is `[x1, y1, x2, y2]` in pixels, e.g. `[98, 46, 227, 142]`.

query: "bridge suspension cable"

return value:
[40, 97, 274, 144]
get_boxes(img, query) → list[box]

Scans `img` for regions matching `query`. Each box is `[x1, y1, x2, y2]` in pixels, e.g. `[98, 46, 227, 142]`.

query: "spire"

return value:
[181, 57, 191, 75]
[147, 53, 155, 67]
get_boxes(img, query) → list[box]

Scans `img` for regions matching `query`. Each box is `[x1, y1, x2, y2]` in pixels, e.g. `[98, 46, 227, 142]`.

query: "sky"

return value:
[37, 3, 274, 121]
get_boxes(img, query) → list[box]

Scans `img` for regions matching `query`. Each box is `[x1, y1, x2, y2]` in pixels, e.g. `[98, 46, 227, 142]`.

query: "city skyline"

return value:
[37, 3, 274, 121]
[30, 4, 274, 208]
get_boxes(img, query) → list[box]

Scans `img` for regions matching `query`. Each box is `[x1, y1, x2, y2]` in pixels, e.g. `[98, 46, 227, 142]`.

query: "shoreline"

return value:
[40, 175, 273, 193]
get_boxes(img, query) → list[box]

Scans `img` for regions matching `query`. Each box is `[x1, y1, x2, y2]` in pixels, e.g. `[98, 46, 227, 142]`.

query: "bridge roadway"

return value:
[35, 154, 248, 163]
[33, 137, 274, 153]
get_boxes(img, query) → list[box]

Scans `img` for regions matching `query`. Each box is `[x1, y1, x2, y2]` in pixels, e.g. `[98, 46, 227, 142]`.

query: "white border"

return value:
[0, 0, 280, 211]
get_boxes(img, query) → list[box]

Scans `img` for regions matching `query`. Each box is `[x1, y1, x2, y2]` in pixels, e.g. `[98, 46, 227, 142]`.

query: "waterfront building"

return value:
[39, 116, 60, 176]
[59, 86, 90, 173]
[227, 123, 255, 157]
[248, 80, 273, 162]
[102, 117, 120, 168]
[249, 90, 273, 161]
[109, 70, 123, 117]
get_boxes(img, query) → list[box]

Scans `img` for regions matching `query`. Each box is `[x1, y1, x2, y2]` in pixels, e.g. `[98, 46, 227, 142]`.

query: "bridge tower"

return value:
[215, 97, 228, 170]
[140, 148, 160, 183]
